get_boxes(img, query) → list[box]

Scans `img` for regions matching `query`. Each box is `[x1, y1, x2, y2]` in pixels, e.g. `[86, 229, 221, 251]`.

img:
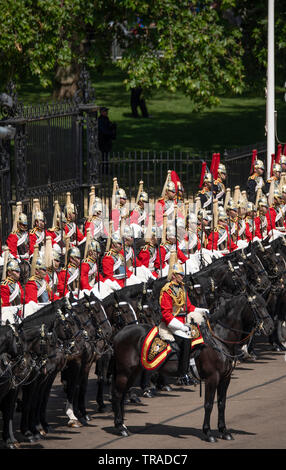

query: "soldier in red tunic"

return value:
[154, 226, 188, 277]
[244, 202, 262, 242]
[111, 188, 129, 233]
[57, 246, 82, 298]
[25, 257, 51, 305]
[207, 208, 238, 253]
[6, 208, 30, 263]
[155, 180, 177, 228]
[129, 191, 149, 237]
[0, 259, 24, 308]
[137, 226, 158, 277]
[159, 263, 205, 384]
[29, 207, 47, 257]
[63, 192, 85, 247]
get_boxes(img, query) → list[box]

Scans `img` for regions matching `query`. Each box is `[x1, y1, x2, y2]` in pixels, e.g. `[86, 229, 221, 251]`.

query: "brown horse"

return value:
[111, 291, 274, 443]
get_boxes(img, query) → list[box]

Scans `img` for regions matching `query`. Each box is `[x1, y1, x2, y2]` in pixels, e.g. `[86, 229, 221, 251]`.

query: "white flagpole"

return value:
[266, 0, 275, 178]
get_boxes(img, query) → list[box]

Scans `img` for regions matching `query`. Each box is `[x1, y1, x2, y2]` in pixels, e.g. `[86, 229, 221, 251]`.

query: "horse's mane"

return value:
[20, 301, 62, 330]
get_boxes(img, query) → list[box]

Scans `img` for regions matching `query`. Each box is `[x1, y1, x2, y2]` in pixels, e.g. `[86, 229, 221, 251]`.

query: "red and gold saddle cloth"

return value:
[141, 326, 173, 371]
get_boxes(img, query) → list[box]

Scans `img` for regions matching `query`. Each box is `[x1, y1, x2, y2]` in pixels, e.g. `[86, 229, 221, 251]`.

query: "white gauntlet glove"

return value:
[168, 318, 189, 333]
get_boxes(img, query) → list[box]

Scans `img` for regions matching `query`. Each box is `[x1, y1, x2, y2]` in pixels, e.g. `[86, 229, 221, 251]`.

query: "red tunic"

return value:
[6, 231, 29, 260]
[154, 243, 187, 271]
[160, 282, 195, 326]
[207, 226, 238, 252]
[101, 250, 133, 288]
[0, 279, 24, 307]
[245, 217, 262, 242]
[80, 258, 103, 291]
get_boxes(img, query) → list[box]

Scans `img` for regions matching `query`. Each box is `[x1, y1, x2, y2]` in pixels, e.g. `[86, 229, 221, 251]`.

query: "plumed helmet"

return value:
[138, 191, 149, 203]
[218, 208, 228, 221]
[91, 201, 103, 215]
[52, 249, 61, 262]
[218, 163, 226, 174]
[280, 155, 286, 165]
[7, 259, 20, 272]
[116, 188, 127, 200]
[123, 226, 133, 239]
[69, 246, 81, 258]
[226, 198, 238, 211]
[166, 226, 176, 238]
[258, 196, 268, 208]
[273, 189, 282, 200]
[172, 263, 185, 276]
[89, 239, 101, 253]
[111, 232, 122, 244]
[273, 163, 282, 173]
[34, 210, 45, 222]
[246, 202, 256, 212]
[197, 209, 209, 221]
[166, 181, 176, 192]
[177, 181, 184, 192]
[203, 172, 212, 184]
[35, 257, 47, 270]
[18, 213, 28, 226]
[254, 159, 265, 170]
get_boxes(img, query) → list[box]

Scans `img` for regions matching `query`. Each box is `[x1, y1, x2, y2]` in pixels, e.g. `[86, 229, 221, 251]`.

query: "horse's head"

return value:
[244, 291, 274, 337]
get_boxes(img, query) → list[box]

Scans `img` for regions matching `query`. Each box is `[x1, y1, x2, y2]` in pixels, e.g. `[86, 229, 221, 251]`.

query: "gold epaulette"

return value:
[1, 280, 9, 286]
[249, 174, 256, 180]
[29, 228, 37, 234]
[159, 281, 172, 303]
[28, 276, 36, 282]
[82, 258, 89, 263]
[214, 227, 219, 232]
[47, 227, 55, 232]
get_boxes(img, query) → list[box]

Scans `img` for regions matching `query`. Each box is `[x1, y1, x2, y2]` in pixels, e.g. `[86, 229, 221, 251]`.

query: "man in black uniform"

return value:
[246, 159, 265, 203]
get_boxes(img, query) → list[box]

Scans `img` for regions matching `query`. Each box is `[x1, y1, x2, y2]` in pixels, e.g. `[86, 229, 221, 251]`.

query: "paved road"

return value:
[1, 337, 286, 452]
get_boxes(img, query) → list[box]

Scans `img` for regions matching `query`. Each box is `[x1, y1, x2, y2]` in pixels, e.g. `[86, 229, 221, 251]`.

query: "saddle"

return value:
[140, 326, 174, 371]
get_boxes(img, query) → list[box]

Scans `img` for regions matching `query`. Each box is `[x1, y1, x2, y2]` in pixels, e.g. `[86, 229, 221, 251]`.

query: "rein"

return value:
[206, 319, 256, 345]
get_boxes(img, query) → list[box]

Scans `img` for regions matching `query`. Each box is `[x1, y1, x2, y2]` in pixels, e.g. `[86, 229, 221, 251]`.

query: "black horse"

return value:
[111, 291, 274, 442]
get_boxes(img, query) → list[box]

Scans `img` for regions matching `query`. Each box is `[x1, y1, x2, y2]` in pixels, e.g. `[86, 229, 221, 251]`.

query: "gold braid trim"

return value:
[159, 281, 186, 316]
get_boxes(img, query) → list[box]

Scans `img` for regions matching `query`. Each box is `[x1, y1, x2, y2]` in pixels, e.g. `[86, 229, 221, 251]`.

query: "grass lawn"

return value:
[18, 65, 286, 156]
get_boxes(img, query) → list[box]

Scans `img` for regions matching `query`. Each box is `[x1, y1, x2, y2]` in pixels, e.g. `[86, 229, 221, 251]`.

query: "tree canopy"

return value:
[0, 0, 285, 109]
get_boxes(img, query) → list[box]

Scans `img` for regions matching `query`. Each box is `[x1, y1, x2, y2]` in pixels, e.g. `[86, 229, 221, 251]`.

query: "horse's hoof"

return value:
[130, 395, 141, 404]
[97, 405, 106, 413]
[85, 414, 91, 422]
[117, 425, 129, 437]
[205, 434, 217, 443]
[220, 432, 234, 441]
[143, 389, 154, 398]
[68, 419, 82, 428]
[4, 439, 20, 449]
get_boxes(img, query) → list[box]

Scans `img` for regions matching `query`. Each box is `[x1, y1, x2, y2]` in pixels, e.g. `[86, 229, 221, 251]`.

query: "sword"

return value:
[122, 234, 127, 287]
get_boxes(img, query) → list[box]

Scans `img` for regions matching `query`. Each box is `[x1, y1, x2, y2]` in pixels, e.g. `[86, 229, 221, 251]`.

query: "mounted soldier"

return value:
[154, 224, 188, 278]
[137, 225, 159, 278]
[57, 246, 81, 298]
[101, 232, 140, 289]
[246, 159, 265, 203]
[268, 189, 286, 239]
[214, 162, 227, 207]
[196, 173, 213, 211]
[155, 170, 177, 229]
[29, 199, 47, 257]
[121, 225, 156, 282]
[80, 236, 113, 299]
[0, 258, 24, 309]
[207, 207, 238, 254]
[85, 196, 107, 241]
[25, 256, 51, 305]
[45, 247, 61, 301]
[64, 192, 85, 248]
[111, 187, 129, 232]
[225, 198, 239, 245]
[46, 200, 67, 251]
[159, 261, 205, 385]
[129, 186, 149, 238]
[264, 163, 282, 196]
[255, 196, 269, 240]
[244, 202, 261, 242]
[6, 202, 30, 263]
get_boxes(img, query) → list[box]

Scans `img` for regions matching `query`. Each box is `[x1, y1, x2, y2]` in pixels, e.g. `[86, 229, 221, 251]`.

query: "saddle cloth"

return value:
[140, 326, 173, 371]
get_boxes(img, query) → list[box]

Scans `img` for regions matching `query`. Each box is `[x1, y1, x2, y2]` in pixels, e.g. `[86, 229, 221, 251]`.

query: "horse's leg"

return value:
[203, 374, 219, 443]
[96, 357, 107, 412]
[77, 360, 93, 423]
[37, 371, 57, 434]
[217, 375, 234, 440]
[1, 388, 20, 448]
[64, 361, 82, 428]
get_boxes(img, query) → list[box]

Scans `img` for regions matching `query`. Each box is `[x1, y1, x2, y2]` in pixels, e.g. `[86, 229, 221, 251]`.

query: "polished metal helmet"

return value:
[177, 181, 184, 192]
[111, 232, 122, 245]
[123, 226, 133, 239]
[254, 159, 265, 170]
[280, 155, 286, 165]
[258, 197, 268, 208]
[7, 259, 20, 272]
[34, 210, 45, 222]
[172, 263, 185, 276]
[52, 249, 61, 262]
[218, 163, 226, 174]
[116, 188, 127, 200]
[197, 209, 209, 221]
[18, 213, 28, 226]
[89, 239, 101, 253]
[69, 246, 81, 258]
[138, 191, 149, 203]
[226, 198, 238, 211]
[203, 173, 212, 184]
[166, 226, 176, 239]
[166, 181, 176, 193]
[273, 189, 282, 200]
[246, 202, 256, 213]
[218, 208, 228, 221]
[35, 257, 47, 270]
[273, 163, 282, 173]
[91, 201, 103, 215]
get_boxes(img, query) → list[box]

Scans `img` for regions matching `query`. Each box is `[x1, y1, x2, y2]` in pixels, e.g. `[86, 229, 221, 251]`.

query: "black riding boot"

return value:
[174, 335, 191, 384]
